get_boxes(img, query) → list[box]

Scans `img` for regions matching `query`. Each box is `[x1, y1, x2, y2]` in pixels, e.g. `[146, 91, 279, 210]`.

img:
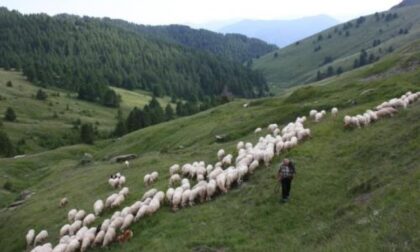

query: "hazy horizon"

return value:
[1, 0, 402, 29]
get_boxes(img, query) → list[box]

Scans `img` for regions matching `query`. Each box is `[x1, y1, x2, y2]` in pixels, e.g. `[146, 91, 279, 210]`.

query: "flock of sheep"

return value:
[344, 91, 420, 128]
[24, 90, 420, 252]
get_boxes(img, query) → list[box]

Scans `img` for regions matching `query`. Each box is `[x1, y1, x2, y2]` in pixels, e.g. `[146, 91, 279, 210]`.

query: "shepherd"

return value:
[277, 158, 296, 203]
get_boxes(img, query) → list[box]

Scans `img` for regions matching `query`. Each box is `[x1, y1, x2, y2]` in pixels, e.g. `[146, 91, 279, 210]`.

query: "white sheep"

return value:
[69, 220, 82, 235]
[105, 193, 118, 208]
[83, 213, 96, 226]
[26, 229, 35, 248]
[93, 200, 104, 216]
[121, 214, 134, 231]
[216, 173, 227, 193]
[309, 109, 317, 118]
[94, 230, 105, 246]
[169, 174, 181, 186]
[80, 232, 95, 252]
[206, 179, 217, 201]
[146, 198, 160, 215]
[34, 230, 48, 246]
[74, 210, 86, 221]
[66, 239, 80, 252]
[67, 209, 77, 223]
[254, 127, 262, 134]
[111, 194, 125, 208]
[217, 149, 225, 161]
[52, 243, 67, 252]
[331, 107, 338, 118]
[169, 164, 180, 175]
[59, 224, 70, 237]
[102, 227, 116, 247]
[119, 187, 129, 197]
[142, 188, 158, 200]
[110, 217, 124, 230]
[124, 160, 130, 168]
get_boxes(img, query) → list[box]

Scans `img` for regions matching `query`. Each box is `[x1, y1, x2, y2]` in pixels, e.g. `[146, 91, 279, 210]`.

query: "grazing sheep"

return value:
[217, 149, 225, 161]
[119, 187, 129, 197]
[111, 195, 125, 208]
[143, 174, 151, 186]
[100, 219, 110, 232]
[26, 229, 35, 248]
[154, 191, 165, 204]
[331, 107, 338, 118]
[376, 107, 397, 118]
[216, 173, 228, 193]
[314, 112, 324, 122]
[31, 243, 52, 252]
[74, 210, 86, 221]
[146, 198, 160, 215]
[105, 193, 118, 208]
[181, 189, 191, 208]
[59, 197, 68, 208]
[102, 227, 116, 247]
[83, 213, 96, 226]
[222, 154, 233, 167]
[121, 214, 134, 231]
[309, 109, 317, 118]
[66, 239, 80, 252]
[124, 160, 130, 168]
[237, 141, 244, 150]
[206, 180, 217, 201]
[69, 220, 82, 235]
[94, 230, 105, 246]
[67, 209, 77, 223]
[34, 230, 48, 245]
[171, 188, 183, 211]
[169, 174, 181, 186]
[150, 171, 159, 183]
[249, 160, 259, 174]
[142, 188, 158, 200]
[52, 243, 67, 252]
[75, 226, 88, 241]
[169, 164, 180, 175]
[110, 216, 124, 230]
[93, 200, 104, 216]
[80, 232, 95, 252]
[254, 127, 262, 134]
[59, 224, 70, 237]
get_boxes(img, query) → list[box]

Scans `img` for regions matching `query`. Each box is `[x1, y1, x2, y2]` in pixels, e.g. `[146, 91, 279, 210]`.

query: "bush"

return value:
[0, 131, 15, 157]
[35, 89, 48, 100]
[6, 81, 12, 87]
[4, 107, 16, 122]
[80, 123, 95, 144]
[3, 181, 12, 191]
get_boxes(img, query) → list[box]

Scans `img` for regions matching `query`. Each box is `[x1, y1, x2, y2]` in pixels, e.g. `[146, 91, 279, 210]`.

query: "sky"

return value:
[0, 0, 402, 29]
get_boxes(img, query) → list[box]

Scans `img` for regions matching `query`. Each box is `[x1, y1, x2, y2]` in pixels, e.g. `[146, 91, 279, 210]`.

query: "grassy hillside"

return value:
[0, 42, 419, 251]
[254, 4, 420, 92]
[0, 69, 172, 153]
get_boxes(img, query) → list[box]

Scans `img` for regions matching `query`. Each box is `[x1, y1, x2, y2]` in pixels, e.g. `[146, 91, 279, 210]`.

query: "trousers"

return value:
[281, 177, 292, 200]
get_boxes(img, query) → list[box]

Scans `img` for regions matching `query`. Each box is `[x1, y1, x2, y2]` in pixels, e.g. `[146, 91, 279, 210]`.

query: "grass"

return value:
[253, 4, 420, 92]
[0, 44, 419, 251]
[0, 70, 174, 153]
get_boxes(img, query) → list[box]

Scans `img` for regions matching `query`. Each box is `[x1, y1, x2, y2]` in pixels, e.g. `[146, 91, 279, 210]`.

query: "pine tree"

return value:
[80, 123, 95, 144]
[35, 89, 48, 100]
[0, 131, 14, 157]
[102, 89, 120, 107]
[4, 107, 16, 122]
[113, 120, 127, 137]
[165, 104, 174, 121]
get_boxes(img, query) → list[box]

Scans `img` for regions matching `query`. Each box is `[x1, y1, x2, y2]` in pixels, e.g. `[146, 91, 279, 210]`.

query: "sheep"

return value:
[31, 243, 53, 252]
[59, 224, 70, 237]
[34, 230, 48, 246]
[143, 174, 151, 186]
[75, 226, 88, 242]
[208, 167, 223, 180]
[146, 198, 160, 215]
[80, 232, 95, 252]
[249, 160, 259, 174]
[181, 189, 191, 207]
[134, 205, 148, 221]
[216, 173, 228, 193]
[166, 188, 175, 203]
[124, 160, 130, 168]
[59, 197, 68, 208]
[66, 239, 80, 252]
[94, 230, 105, 246]
[331, 107, 338, 118]
[121, 214, 134, 231]
[100, 219, 110, 232]
[309, 109, 318, 118]
[69, 220, 82, 235]
[169, 174, 181, 186]
[102, 227, 116, 247]
[217, 149, 225, 161]
[111, 194, 125, 208]
[171, 187, 183, 211]
[118, 176, 126, 188]
[129, 201, 142, 215]
[142, 188, 158, 200]
[110, 216, 124, 230]
[254, 127, 262, 134]
[93, 200, 104, 216]
[105, 193, 118, 208]
[150, 171, 159, 183]
[119, 187, 129, 197]
[314, 112, 324, 122]
[67, 209, 77, 223]
[108, 178, 118, 189]
[376, 107, 397, 118]
[237, 141, 245, 150]
[154, 191, 165, 204]
[206, 179, 217, 201]
[267, 124, 278, 133]
[26, 229, 35, 248]
[222, 154, 233, 167]
[59, 235, 70, 244]
[52, 243, 67, 252]
[74, 210, 86, 221]
[169, 164, 180, 175]
[83, 213, 96, 226]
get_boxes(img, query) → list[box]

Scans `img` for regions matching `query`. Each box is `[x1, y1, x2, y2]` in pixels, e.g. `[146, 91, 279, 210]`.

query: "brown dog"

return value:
[117, 230, 133, 244]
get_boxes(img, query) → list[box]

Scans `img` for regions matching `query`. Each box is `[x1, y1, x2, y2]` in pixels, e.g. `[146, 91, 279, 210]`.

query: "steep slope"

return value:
[392, 0, 420, 9]
[253, 4, 420, 91]
[0, 8, 268, 102]
[100, 20, 278, 63]
[0, 69, 173, 153]
[0, 42, 419, 251]
[218, 15, 339, 47]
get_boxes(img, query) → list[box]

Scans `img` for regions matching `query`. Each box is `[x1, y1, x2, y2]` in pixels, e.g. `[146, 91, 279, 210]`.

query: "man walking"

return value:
[277, 158, 296, 203]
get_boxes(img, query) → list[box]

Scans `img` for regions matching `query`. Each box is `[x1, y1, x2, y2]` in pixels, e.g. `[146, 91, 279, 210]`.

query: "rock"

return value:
[80, 153, 93, 165]
[110, 154, 138, 163]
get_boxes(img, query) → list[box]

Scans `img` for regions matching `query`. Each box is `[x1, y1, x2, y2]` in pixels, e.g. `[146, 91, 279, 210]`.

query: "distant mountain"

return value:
[218, 15, 339, 47]
[253, 4, 420, 90]
[391, 0, 420, 9]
